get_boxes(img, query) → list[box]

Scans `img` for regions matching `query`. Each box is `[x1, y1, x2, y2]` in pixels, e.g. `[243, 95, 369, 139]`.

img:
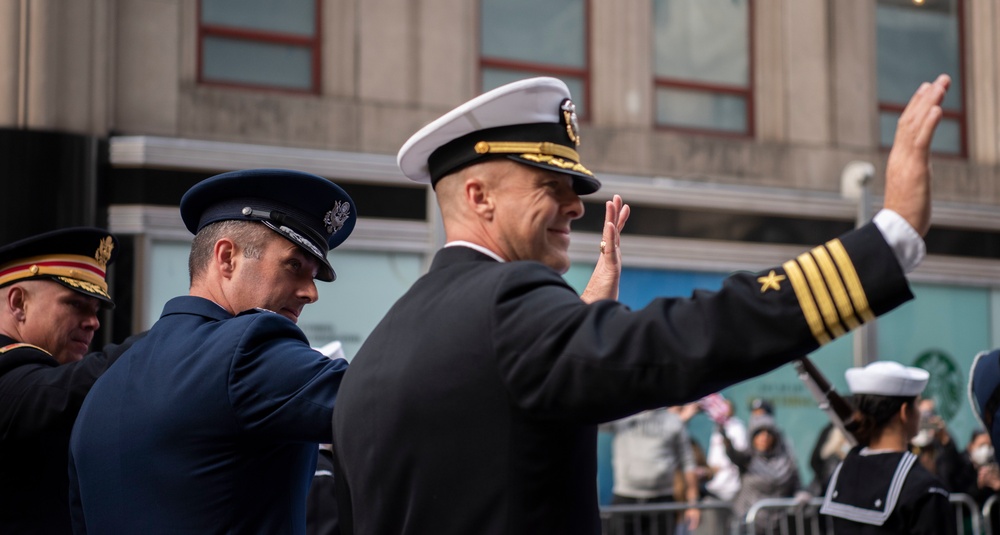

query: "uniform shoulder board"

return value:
[0, 342, 52, 356]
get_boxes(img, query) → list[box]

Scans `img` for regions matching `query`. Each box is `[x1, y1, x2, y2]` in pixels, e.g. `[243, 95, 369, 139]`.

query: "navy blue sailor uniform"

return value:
[820, 448, 954, 535]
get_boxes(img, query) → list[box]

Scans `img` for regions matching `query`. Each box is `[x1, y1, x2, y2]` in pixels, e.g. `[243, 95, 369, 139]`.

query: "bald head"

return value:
[433, 158, 584, 272]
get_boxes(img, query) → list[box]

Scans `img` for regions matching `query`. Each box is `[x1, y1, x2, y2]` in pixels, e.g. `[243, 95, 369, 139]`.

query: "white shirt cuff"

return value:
[872, 209, 925, 273]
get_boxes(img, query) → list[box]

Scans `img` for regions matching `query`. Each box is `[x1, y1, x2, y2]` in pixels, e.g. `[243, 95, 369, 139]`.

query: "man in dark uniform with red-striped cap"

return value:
[0, 227, 138, 533]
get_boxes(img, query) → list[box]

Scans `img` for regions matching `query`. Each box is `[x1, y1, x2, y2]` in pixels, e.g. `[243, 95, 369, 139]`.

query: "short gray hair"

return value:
[188, 220, 272, 284]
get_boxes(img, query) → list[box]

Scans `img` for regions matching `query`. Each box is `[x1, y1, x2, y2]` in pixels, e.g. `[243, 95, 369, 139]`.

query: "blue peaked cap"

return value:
[180, 169, 356, 282]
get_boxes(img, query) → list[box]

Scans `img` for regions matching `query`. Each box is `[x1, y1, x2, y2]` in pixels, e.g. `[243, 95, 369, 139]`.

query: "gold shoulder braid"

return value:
[0, 342, 52, 356]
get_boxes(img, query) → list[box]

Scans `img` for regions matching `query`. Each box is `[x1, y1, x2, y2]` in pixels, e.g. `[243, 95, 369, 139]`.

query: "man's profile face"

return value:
[229, 232, 321, 323]
[19, 281, 101, 364]
[489, 164, 584, 273]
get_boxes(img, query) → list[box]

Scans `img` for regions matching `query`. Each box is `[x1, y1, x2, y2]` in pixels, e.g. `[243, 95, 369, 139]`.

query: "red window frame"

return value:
[652, 0, 755, 138]
[477, 0, 591, 120]
[197, 0, 323, 95]
[877, 0, 967, 158]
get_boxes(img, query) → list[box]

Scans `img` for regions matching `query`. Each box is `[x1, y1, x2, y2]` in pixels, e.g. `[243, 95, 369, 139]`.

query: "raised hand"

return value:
[883, 74, 951, 237]
[581, 195, 630, 303]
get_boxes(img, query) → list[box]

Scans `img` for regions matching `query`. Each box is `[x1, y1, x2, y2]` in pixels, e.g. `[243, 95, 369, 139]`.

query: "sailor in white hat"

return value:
[821, 361, 954, 534]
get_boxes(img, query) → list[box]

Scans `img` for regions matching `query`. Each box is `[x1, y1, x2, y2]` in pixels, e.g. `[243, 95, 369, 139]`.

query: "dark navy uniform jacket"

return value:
[822, 448, 955, 535]
[333, 223, 914, 535]
[69, 296, 348, 534]
[0, 334, 138, 534]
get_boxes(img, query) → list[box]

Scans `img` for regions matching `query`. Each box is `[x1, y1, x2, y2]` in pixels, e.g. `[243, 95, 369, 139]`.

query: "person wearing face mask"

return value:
[945, 429, 1000, 531]
[820, 361, 954, 535]
[911, 398, 964, 489]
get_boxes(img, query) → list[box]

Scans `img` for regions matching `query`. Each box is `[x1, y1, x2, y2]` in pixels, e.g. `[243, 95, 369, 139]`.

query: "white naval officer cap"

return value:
[397, 77, 601, 195]
[845, 361, 929, 397]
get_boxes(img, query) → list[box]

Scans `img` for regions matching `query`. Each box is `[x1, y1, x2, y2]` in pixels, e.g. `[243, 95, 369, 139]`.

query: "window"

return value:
[198, 0, 321, 93]
[877, 0, 965, 156]
[480, 0, 588, 116]
[652, 0, 752, 136]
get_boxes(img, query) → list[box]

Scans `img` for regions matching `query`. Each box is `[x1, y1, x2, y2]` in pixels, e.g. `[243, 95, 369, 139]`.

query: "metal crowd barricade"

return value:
[600, 493, 984, 534]
[743, 497, 830, 535]
[950, 492, 983, 535]
[600, 499, 739, 535]
[985, 494, 999, 535]
[742, 493, 981, 535]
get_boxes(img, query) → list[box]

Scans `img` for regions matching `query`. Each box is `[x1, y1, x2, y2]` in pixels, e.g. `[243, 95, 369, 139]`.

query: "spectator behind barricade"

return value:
[725, 414, 807, 534]
[675, 402, 713, 501]
[911, 398, 963, 488]
[807, 397, 855, 496]
[696, 396, 746, 535]
[703, 397, 746, 502]
[749, 398, 774, 419]
[948, 429, 1000, 534]
[603, 407, 701, 535]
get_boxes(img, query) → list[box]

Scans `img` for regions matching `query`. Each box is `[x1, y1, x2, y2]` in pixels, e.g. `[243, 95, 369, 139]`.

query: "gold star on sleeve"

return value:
[757, 270, 786, 293]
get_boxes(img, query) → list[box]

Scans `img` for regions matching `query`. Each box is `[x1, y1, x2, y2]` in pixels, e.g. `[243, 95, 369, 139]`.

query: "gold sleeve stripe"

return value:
[797, 252, 846, 338]
[826, 238, 875, 322]
[812, 246, 860, 330]
[783, 259, 832, 345]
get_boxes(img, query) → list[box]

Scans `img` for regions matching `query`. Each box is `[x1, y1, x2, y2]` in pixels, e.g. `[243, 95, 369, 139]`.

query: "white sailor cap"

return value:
[845, 361, 929, 397]
[397, 77, 601, 195]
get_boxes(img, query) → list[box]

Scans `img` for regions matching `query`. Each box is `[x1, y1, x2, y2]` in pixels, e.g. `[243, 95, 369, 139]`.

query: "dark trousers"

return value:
[609, 494, 677, 535]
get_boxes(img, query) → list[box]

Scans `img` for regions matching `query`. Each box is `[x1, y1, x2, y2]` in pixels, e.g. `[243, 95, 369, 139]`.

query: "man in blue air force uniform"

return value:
[70, 169, 356, 534]
[333, 74, 952, 535]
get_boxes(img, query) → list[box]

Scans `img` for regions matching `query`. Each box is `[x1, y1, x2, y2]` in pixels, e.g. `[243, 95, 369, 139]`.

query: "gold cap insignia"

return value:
[560, 99, 580, 146]
[95, 236, 114, 269]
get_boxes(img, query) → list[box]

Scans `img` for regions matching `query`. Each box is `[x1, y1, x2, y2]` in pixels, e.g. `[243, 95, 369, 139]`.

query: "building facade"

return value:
[1, 0, 998, 491]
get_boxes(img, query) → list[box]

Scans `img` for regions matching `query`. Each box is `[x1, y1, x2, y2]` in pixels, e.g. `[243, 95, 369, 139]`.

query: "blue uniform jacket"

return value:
[69, 296, 348, 534]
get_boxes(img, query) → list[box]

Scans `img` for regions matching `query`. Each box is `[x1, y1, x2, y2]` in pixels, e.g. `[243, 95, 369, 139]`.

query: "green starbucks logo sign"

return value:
[913, 349, 962, 421]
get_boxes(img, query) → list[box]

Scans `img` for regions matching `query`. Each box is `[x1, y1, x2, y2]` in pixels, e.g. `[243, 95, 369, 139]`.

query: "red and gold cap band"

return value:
[0, 254, 110, 298]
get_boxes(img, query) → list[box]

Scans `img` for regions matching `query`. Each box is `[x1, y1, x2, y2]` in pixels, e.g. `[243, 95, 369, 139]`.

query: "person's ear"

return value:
[899, 402, 914, 425]
[7, 286, 27, 321]
[215, 238, 238, 279]
[466, 176, 495, 221]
